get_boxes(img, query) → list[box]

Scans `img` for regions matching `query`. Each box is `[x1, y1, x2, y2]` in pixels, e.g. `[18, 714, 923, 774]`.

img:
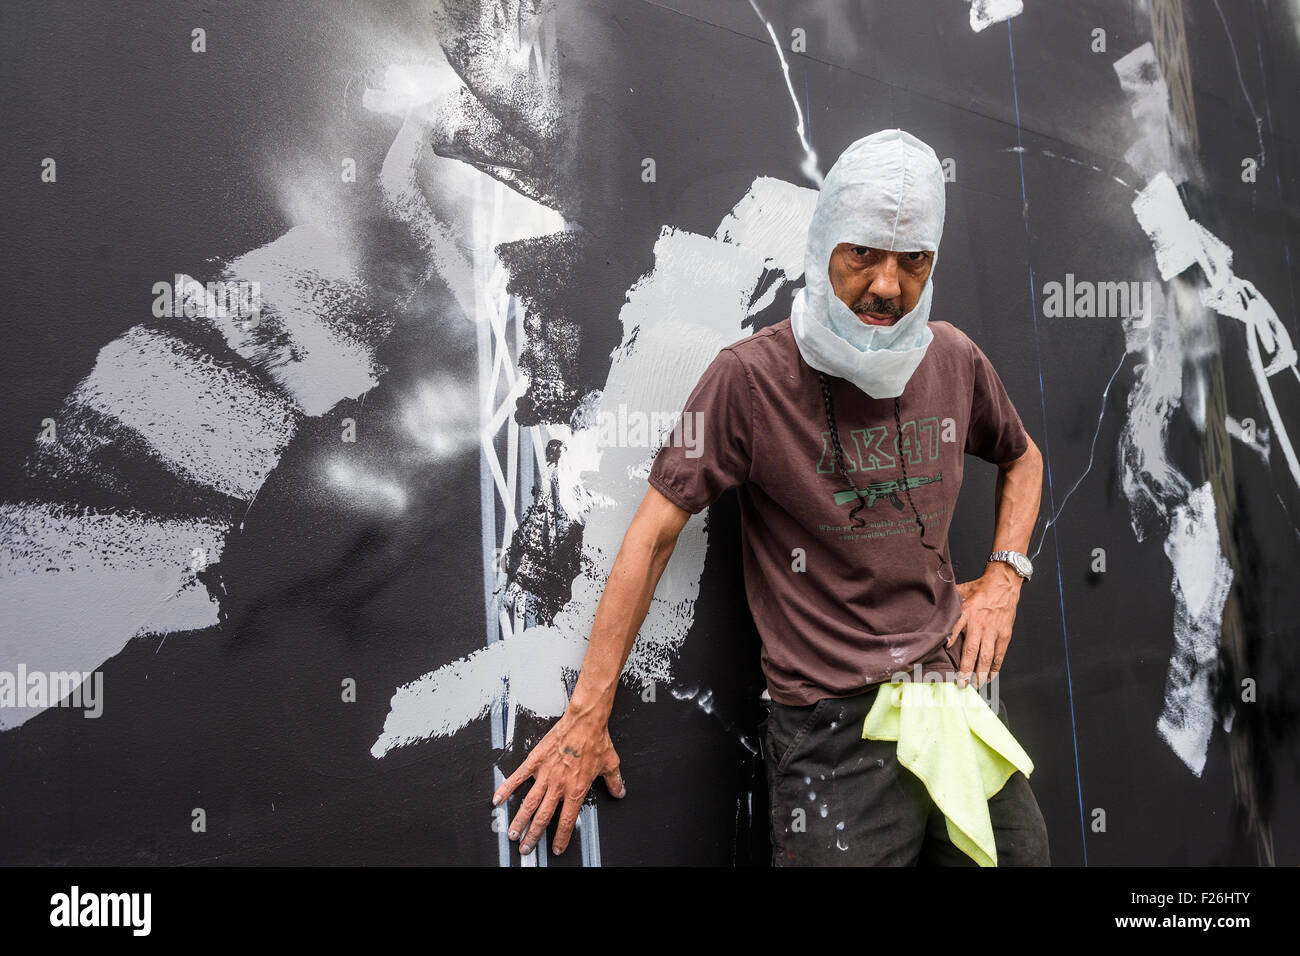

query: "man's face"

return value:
[827, 243, 933, 326]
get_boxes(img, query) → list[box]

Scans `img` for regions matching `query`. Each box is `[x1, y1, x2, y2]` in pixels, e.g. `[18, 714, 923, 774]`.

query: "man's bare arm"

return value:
[984, 436, 1043, 584]
[490, 484, 691, 855]
[951, 436, 1044, 688]
[564, 486, 691, 724]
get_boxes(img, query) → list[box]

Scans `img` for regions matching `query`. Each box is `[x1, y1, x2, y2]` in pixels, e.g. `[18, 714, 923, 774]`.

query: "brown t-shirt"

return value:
[647, 317, 1029, 705]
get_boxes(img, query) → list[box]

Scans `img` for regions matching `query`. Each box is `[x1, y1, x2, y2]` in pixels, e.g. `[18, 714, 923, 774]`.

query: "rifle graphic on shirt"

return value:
[832, 471, 943, 509]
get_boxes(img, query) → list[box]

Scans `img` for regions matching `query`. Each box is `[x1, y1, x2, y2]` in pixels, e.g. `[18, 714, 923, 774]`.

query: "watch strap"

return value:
[988, 549, 1032, 581]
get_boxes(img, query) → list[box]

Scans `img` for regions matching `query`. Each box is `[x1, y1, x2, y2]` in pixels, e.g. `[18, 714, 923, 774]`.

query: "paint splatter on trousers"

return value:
[760, 685, 1051, 866]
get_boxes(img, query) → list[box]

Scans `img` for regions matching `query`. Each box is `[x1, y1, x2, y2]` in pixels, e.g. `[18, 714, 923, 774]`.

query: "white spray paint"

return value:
[360, 60, 565, 322]
[323, 460, 408, 513]
[401, 372, 483, 462]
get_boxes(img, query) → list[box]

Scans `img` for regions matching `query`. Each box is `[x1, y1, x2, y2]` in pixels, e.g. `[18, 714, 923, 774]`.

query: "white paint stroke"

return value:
[372, 626, 583, 752]
[1113, 42, 1193, 186]
[1131, 172, 1300, 489]
[216, 225, 382, 417]
[68, 325, 300, 501]
[0, 502, 227, 730]
[372, 176, 815, 753]
[1155, 483, 1234, 776]
[1117, 279, 1187, 541]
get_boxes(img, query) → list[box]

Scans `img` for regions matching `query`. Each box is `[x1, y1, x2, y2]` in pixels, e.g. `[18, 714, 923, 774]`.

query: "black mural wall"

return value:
[1, 0, 1297, 865]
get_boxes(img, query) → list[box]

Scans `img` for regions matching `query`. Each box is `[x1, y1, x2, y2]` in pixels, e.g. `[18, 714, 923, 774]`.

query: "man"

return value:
[492, 128, 1050, 866]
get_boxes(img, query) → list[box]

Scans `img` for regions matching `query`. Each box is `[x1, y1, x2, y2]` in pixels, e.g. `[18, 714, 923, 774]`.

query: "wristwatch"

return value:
[988, 549, 1033, 581]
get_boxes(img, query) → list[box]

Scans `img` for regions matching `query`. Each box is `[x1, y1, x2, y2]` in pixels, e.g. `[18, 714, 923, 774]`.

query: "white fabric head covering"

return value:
[790, 128, 947, 398]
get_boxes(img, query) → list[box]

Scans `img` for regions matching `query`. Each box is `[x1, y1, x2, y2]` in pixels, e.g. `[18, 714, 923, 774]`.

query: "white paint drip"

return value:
[0, 502, 227, 730]
[746, 1, 822, 187]
[1210, 0, 1266, 168]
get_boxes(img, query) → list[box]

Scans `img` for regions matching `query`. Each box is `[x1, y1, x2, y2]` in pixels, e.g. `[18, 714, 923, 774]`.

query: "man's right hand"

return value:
[487, 486, 686, 857]
[491, 708, 626, 857]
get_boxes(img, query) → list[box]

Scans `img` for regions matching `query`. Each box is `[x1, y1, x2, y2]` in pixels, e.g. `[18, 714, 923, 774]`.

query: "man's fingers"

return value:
[520, 786, 563, 856]
[990, 636, 1011, 677]
[508, 775, 548, 842]
[551, 790, 586, 855]
[492, 754, 535, 807]
[947, 613, 965, 647]
[975, 635, 997, 688]
[602, 764, 627, 799]
[958, 626, 983, 687]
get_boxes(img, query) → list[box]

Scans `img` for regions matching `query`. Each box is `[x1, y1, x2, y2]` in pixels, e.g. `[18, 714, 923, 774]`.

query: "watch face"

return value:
[1013, 554, 1032, 576]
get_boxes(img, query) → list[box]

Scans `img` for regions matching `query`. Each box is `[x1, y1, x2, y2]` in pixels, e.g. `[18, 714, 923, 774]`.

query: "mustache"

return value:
[851, 298, 902, 318]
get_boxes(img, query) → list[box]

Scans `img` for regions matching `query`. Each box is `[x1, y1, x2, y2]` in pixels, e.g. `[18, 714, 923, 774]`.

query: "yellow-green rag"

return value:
[861, 680, 1034, 867]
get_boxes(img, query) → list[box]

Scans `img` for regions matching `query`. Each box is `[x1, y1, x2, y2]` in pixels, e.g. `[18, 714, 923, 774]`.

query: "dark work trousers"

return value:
[760, 683, 1051, 866]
